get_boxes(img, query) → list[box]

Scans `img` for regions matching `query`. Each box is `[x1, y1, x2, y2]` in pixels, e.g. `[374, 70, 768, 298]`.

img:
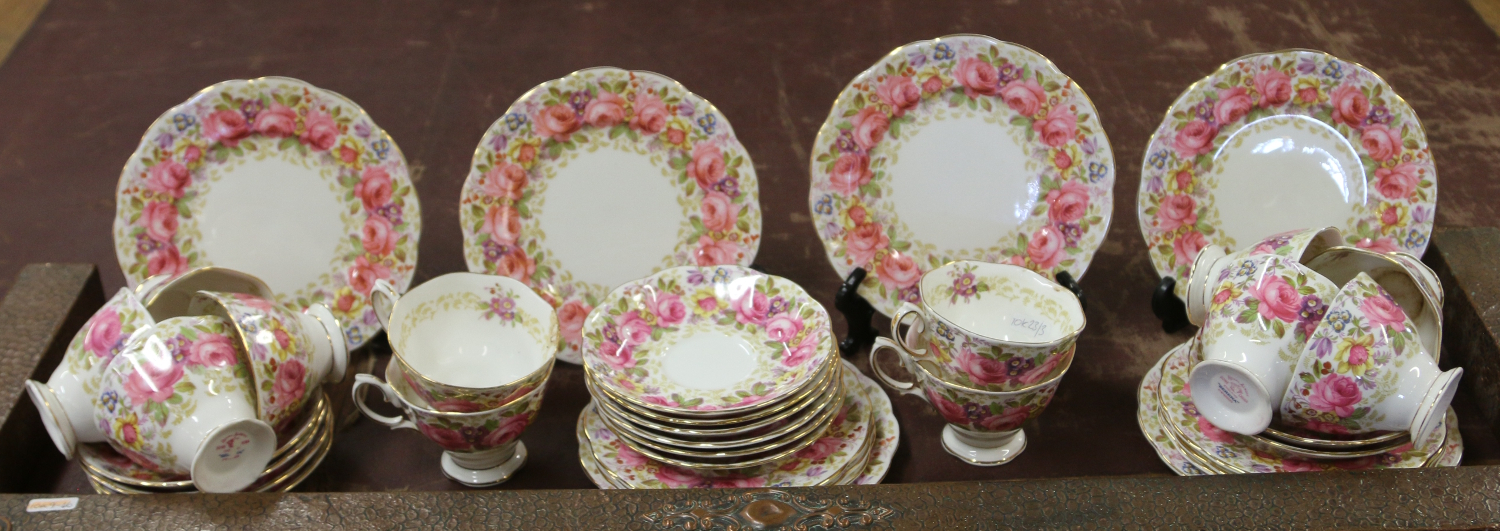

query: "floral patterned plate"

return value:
[1153, 341, 1460, 473]
[581, 265, 834, 417]
[113, 77, 420, 349]
[578, 360, 897, 488]
[1138, 50, 1437, 298]
[461, 67, 762, 364]
[78, 389, 327, 488]
[809, 34, 1114, 317]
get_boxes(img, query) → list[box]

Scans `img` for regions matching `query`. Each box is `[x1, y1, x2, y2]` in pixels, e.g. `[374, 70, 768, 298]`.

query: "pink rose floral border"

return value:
[1138, 50, 1437, 297]
[809, 35, 1115, 317]
[460, 67, 762, 364]
[581, 266, 832, 413]
[113, 77, 420, 350]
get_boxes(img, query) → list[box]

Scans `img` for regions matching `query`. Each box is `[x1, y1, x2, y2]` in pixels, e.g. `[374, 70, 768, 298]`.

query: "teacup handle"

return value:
[351, 374, 415, 431]
[891, 302, 928, 357]
[870, 337, 926, 402]
[370, 279, 400, 330]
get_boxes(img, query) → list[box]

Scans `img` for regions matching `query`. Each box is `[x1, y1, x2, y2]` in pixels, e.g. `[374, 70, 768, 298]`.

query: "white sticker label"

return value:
[26, 497, 77, 513]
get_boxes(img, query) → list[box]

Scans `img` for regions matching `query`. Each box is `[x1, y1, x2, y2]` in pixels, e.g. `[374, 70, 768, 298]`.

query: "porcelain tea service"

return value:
[370, 272, 558, 412]
[32, 40, 1465, 491]
[890, 261, 1084, 392]
[1182, 228, 1460, 447]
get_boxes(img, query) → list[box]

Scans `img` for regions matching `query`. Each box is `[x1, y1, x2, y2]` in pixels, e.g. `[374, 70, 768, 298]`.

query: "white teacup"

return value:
[371, 273, 558, 412]
[28, 267, 280, 458]
[1279, 272, 1461, 442]
[92, 316, 277, 493]
[353, 360, 543, 487]
[1187, 253, 1338, 435]
[890, 261, 1084, 392]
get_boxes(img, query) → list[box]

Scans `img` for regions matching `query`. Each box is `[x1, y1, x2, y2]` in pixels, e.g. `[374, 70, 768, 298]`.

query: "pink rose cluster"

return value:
[926, 388, 1036, 432]
[416, 412, 534, 452]
[732, 288, 822, 368]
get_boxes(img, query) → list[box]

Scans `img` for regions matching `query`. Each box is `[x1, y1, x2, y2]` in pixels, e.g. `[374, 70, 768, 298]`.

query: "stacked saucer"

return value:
[578, 265, 885, 485]
[80, 391, 334, 494]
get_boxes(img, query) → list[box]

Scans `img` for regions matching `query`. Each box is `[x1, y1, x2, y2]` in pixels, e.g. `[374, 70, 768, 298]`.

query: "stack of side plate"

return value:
[1139, 342, 1462, 475]
[583, 333, 846, 473]
[80, 391, 333, 494]
[579, 359, 898, 488]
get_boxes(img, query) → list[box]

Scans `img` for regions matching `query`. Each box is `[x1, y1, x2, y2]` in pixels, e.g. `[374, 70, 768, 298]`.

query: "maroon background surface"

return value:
[2, 0, 1498, 492]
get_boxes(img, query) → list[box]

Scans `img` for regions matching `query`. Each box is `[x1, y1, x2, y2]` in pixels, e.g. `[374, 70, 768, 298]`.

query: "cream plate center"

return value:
[537, 144, 681, 290]
[196, 152, 345, 297]
[887, 113, 1034, 252]
[1210, 115, 1366, 246]
[659, 331, 758, 390]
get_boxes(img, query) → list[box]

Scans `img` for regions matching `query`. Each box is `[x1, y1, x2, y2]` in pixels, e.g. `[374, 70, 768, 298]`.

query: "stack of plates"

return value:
[1139, 342, 1462, 474]
[80, 391, 333, 494]
[579, 359, 898, 488]
[583, 332, 846, 474]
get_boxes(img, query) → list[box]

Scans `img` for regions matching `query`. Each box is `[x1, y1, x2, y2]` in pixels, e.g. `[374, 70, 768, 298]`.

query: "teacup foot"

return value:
[942, 425, 1026, 466]
[441, 441, 528, 487]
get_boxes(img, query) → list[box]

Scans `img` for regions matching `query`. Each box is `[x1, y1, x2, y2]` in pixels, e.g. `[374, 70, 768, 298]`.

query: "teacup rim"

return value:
[387, 272, 560, 393]
[914, 260, 1086, 347]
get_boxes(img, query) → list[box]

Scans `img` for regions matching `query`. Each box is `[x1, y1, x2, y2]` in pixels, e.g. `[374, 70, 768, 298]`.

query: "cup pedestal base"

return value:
[942, 425, 1026, 466]
[441, 441, 527, 487]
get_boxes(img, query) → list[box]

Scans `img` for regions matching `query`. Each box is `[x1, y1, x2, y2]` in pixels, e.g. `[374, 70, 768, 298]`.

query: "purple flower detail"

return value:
[1363, 106, 1393, 127]
[906, 50, 927, 68]
[1309, 335, 1334, 358]
[155, 133, 175, 149]
[996, 63, 1024, 85]
[568, 91, 592, 113]
[354, 122, 373, 138]
[1059, 223, 1083, 248]
[1004, 357, 1036, 377]
[686, 269, 707, 285]
[481, 238, 509, 263]
[835, 130, 859, 154]
[898, 286, 921, 303]
[1412, 205, 1432, 224]
[677, 101, 695, 116]
[767, 296, 789, 316]
[375, 203, 404, 226]
[239, 99, 264, 120]
[1297, 57, 1318, 74]
[1183, 402, 1200, 418]
[713, 177, 740, 198]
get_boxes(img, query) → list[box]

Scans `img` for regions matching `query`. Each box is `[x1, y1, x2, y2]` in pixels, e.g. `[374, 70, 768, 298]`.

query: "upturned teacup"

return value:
[93, 315, 277, 493]
[1279, 272, 1461, 443]
[1186, 252, 1339, 435]
[188, 291, 349, 429]
[871, 326, 1070, 466]
[28, 267, 280, 458]
[371, 273, 558, 412]
[353, 360, 544, 487]
[27, 287, 156, 458]
[889, 261, 1083, 392]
